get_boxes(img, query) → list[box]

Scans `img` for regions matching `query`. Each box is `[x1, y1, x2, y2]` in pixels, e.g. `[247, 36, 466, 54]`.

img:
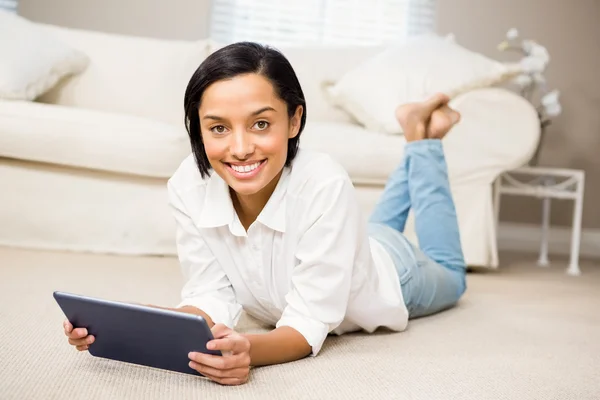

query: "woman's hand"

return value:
[63, 320, 95, 351]
[188, 324, 251, 386]
[395, 93, 461, 142]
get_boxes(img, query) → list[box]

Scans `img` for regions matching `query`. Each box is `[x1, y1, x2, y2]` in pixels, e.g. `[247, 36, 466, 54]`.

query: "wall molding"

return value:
[497, 222, 600, 259]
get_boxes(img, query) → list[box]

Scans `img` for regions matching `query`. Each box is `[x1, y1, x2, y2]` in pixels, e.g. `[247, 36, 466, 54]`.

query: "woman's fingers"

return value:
[68, 338, 88, 346]
[189, 351, 250, 371]
[189, 361, 249, 379]
[68, 335, 95, 347]
[189, 361, 249, 386]
[207, 336, 250, 354]
[63, 320, 73, 335]
[68, 328, 88, 339]
[202, 373, 248, 386]
[64, 321, 93, 350]
[211, 377, 248, 386]
[210, 323, 232, 339]
[206, 338, 234, 352]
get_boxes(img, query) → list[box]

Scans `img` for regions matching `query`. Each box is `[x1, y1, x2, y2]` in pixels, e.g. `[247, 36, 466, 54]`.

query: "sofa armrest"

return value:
[444, 87, 541, 184]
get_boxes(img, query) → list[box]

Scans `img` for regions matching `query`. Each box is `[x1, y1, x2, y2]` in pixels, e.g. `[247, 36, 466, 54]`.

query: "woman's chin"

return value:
[228, 180, 266, 197]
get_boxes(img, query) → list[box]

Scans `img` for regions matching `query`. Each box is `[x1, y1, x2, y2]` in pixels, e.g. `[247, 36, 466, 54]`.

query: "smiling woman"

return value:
[62, 41, 469, 386]
[183, 43, 306, 230]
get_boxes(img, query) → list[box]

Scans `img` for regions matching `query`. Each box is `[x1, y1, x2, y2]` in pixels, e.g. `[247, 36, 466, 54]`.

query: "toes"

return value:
[452, 110, 461, 124]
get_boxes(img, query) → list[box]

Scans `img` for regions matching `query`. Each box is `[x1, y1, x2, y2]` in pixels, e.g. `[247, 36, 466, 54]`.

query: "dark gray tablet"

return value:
[53, 291, 220, 376]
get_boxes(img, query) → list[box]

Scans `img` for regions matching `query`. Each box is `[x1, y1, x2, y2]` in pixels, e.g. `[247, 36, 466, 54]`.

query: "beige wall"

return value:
[18, 0, 212, 40]
[437, 0, 600, 229]
[19, 0, 600, 229]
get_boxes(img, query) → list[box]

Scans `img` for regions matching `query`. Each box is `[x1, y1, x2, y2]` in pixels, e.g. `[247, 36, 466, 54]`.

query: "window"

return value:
[0, 0, 17, 12]
[210, 0, 437, 47]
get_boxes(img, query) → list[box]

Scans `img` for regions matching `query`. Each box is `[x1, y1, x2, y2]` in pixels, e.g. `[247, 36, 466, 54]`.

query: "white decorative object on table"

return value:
[494, 28, 586, 275]
[497, 28, 559, 166]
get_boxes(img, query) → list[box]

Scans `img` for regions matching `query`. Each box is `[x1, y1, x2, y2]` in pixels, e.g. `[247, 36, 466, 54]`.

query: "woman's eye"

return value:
[254, 121, 269, 130]
[211, 125, 226, 134]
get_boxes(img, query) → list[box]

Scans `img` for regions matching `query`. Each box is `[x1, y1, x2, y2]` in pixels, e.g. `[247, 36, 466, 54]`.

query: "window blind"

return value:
[210, 0, 437, 47]
[0, 0, 17, 12]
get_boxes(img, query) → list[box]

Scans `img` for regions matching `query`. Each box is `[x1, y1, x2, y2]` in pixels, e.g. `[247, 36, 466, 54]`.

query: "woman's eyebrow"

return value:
[251, 106, 276, 116]
[201, 107, 276, 121]
[202, 114, 224, 121]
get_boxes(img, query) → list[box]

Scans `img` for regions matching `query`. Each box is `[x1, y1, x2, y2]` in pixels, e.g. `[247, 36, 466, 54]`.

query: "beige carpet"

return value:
[1, 246, 599, 400]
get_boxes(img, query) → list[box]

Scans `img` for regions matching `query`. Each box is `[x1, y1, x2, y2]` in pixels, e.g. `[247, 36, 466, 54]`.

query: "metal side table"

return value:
[493, 166, 586, 276]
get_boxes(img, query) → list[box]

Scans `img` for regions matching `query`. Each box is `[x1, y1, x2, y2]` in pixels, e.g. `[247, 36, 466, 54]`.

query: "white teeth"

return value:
[231, 161, 261, 173]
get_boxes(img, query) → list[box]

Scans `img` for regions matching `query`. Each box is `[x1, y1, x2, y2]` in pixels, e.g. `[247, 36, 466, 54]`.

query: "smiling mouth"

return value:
[226, 160, 264, 172]
[224, 160, 267, 178]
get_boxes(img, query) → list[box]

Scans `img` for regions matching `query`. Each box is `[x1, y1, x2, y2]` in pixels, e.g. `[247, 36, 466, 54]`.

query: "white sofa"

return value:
[0, 24, 541, 267]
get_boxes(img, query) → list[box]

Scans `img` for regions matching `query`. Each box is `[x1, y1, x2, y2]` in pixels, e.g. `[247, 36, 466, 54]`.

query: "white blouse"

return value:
[168, 148, 408, 355]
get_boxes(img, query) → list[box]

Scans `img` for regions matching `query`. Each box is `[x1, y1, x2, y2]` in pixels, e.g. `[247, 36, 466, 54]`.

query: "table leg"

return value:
[567, 177, 585, 276]
[538, 196, 551, 267]
[492, 177, 502, 267]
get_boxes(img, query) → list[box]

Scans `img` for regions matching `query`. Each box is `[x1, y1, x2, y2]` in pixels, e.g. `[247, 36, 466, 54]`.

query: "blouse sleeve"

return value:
[276, 176, 363, 356]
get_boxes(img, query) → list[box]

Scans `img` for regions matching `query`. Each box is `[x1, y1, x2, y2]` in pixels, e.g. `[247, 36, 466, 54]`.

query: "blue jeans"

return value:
[368, 140, 467, 318]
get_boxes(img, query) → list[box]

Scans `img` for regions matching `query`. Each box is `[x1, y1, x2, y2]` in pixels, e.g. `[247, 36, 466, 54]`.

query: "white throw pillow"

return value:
[0, 11, 89, 100]
[324, 35, 522, 134]
[37, 25, 210, 128]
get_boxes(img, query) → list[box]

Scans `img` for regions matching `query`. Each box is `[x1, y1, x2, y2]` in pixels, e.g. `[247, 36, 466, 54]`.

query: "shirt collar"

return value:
[197, 171, 235, 229]
[197, 167, 290, 234]
[256, 167, 289, 233]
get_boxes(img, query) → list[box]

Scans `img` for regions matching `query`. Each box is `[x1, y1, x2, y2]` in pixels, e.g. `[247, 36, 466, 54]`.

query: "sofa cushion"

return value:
[0, 11, 89, 101]
[0, 100, 190, 178]
[324, 35, 522, 135]
[36, 24, 209, 128]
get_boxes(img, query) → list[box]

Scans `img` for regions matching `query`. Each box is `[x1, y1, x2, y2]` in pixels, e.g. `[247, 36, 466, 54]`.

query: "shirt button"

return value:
[252, 244, 259, 251]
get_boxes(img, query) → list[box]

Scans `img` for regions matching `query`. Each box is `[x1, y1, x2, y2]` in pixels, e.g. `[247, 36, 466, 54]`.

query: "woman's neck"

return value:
[231, 169, 283, 231]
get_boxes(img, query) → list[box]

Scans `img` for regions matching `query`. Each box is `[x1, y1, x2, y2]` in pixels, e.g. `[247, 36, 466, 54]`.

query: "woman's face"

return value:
[198, 73, 302, 200]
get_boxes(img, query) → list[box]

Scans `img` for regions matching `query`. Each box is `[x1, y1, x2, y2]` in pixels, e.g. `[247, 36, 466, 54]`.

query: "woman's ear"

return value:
[288, 105, 304, 139]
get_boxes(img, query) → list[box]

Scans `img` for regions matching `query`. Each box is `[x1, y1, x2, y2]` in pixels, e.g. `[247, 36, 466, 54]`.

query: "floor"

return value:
[1, 246, 599, 400]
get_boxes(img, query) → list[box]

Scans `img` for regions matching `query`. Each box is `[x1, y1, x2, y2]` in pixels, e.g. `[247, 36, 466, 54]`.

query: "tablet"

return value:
[53, 291, 220, 376]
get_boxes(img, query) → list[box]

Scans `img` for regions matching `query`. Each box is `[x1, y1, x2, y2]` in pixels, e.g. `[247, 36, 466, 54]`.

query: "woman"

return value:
[63, 42, 466, 385]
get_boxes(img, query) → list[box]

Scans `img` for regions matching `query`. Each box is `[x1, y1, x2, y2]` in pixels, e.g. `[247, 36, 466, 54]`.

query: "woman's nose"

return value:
[230, 130, 254, 160]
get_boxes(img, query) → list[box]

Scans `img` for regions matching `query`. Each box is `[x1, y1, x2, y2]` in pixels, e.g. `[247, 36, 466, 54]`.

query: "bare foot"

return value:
[395, 93, 461, 142]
